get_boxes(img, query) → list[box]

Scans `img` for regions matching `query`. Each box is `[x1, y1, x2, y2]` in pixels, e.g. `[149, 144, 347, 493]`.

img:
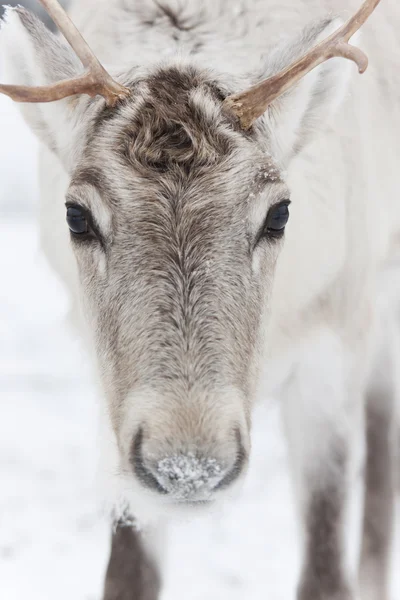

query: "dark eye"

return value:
[66, 205, 89, 236]
[263, 201, 290, 238]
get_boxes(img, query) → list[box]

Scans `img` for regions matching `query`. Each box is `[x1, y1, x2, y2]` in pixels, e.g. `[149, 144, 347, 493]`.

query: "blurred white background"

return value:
[0, 3, 399, 600]
[0, 0, 58, 27]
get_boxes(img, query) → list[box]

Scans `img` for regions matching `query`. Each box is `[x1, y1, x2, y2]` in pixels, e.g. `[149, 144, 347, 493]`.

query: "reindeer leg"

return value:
[281, 328, 363, 600]
[103, 522, 161, 600]
[358, 392, 396, 600]
[359, 315, 398, 600]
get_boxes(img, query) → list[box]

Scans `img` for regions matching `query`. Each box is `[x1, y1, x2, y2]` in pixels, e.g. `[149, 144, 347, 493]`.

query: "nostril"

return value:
[214, 429, 247, 491]
[131, 428, 167, 495]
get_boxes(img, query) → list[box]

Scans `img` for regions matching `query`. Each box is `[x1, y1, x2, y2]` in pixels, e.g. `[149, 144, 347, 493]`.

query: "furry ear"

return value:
[260, 18, 354, 166]
[0, 7, 84, 163]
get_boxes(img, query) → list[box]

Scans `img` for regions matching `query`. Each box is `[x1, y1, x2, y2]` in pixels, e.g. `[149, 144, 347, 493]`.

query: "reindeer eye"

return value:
[66, 205, 89, 235]
[264, 201, 290, 238]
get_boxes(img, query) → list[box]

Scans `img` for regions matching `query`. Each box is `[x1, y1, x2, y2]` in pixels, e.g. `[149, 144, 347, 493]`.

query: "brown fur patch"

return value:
[359, 391, 396, 600]
[121, 67, 232, 177]
[298, 447, 352, 600]
[299, 490, 350, 600]
[103, 524, 160, 600]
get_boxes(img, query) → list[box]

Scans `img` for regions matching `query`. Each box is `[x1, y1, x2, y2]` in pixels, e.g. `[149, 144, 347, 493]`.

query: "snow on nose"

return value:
[156, 453, 224, 500]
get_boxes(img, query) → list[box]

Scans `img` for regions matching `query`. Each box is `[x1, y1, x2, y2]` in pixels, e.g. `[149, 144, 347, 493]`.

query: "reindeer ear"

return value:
[0, 7, 83, 160]
[258, 18, 354, 166]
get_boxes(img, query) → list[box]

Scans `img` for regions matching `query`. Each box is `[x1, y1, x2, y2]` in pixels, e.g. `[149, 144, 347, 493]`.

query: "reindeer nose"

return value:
[131, 428, 246, 500]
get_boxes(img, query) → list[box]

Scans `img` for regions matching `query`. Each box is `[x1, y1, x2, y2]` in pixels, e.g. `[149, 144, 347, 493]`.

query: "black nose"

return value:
[131, 428, 247, 497]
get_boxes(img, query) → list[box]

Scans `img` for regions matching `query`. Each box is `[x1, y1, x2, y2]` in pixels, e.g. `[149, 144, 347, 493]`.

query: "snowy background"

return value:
[0, 3, 399, 600]
[0, 0, 62, 25]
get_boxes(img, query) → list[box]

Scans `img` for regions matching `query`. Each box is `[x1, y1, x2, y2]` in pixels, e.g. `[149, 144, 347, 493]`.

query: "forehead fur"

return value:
[122, 66, 233, 176]
[73, 64, 278, 191]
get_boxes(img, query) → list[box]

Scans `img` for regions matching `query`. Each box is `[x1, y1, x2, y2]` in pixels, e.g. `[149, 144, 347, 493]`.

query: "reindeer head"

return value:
[0, 0, 380, 516]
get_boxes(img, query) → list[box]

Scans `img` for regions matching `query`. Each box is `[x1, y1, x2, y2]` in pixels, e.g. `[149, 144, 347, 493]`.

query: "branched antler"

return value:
[223, 0, 382, 129]
[0, 0, 130, 106]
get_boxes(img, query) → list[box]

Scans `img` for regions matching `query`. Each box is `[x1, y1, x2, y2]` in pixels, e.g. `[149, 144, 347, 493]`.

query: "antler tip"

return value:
[354, 52, 369, 74]
[358, 58, 369, 74]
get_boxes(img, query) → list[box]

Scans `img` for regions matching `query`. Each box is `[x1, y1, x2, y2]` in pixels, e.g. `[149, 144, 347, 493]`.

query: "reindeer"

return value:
[1, 0, 399, 598]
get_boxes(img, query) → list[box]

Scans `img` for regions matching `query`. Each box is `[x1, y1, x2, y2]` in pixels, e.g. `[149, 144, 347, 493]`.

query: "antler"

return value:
[0, 0, 130, 106]
[224, 0, 382, 129]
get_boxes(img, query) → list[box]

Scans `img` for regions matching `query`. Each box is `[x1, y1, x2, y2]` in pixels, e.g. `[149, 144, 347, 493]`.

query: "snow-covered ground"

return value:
[0, 95, 399, 600]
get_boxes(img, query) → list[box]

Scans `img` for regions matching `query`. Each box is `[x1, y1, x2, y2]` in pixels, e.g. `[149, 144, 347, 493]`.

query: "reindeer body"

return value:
[2, 1, 399, 599]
